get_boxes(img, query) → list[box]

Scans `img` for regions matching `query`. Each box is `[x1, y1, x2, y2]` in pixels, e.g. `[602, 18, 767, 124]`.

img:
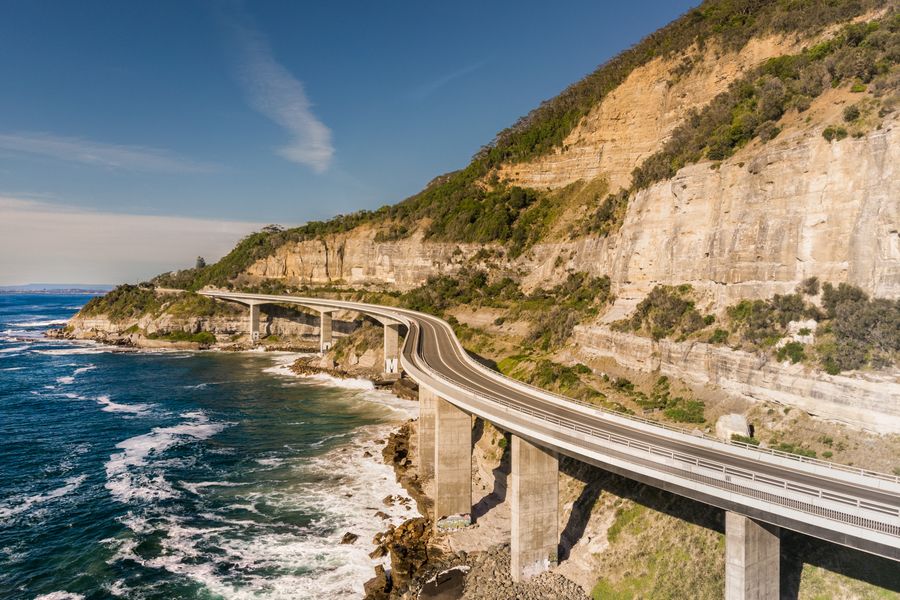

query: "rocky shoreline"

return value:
[361, 419, 589, 600]
[49, 325, 589, 598]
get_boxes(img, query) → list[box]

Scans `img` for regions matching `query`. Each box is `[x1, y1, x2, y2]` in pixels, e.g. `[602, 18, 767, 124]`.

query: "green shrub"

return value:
[663, 398, 706, 423]
[731, 434, 760, 446]
[823, 125, 849, 141]
[616, 285, 710, 341]
[373, 223, 409, 242]
[776, 341, 806, 364]
[708, 328, 729, 344]
[843, 105, 861, 122]
[774, 442, 817, 458]
[80, 285, 162, 321]
[797, 276, 820, 296]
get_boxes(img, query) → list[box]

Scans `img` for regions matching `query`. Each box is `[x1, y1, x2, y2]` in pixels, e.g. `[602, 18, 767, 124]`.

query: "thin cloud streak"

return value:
[230, 18, 334, 172]
[411, 61, 485, 101]
[0, 132, 217, 173]
[0, 196, 263, 285]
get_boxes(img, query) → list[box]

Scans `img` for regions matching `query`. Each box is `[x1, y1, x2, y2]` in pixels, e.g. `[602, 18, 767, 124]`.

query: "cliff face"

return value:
[572, 324, 900, 434]
[241, 111, 899, 309]
[243, 228, 483, 291]
[496, 35, 806, 193]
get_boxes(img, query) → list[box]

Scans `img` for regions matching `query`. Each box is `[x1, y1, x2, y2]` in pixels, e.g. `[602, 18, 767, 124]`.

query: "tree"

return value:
[195, 256, 207, 270]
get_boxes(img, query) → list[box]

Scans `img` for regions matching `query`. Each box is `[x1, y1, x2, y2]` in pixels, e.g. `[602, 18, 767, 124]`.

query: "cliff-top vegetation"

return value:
[614, 279, 900, 374]
[143, 0, 896, 293]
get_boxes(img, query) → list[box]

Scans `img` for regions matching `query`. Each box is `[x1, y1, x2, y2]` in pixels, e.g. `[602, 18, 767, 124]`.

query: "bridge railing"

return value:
[406, 346, 900, 539]
[203, 289, 900, 486]
[428, 317, 900, 486]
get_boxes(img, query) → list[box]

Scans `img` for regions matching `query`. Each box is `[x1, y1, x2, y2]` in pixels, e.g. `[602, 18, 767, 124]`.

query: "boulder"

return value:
[363, 564, 391, 600]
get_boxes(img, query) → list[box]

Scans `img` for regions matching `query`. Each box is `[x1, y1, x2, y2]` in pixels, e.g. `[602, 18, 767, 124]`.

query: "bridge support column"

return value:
[434, 397, 471, 530]
[725, 512, 780, 600]
[249, 304, 261, 343]
[383, 323, 400, 374]
[319, 310, 333, 352]
[510, 435, 558, 582]
[418, 387, 436, 479]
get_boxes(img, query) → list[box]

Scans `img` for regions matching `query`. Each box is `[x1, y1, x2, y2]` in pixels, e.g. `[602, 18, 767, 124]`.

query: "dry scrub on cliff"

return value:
[610, 280, 900, 374]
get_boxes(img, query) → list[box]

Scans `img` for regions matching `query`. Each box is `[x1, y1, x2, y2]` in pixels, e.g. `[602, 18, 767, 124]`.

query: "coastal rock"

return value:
[363, 564, 392, 600]
[387, 517, 433, 592]
[340, 532, 359, 545]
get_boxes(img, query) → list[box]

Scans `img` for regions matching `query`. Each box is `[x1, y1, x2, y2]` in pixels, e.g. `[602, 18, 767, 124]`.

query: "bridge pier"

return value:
[319, 310, 334, 352]
[248, 303, 261, 343]
[418, 387, 436, 479]
[510, 435, 558, 582]
[383, 322, 400, 374]
[434, 397, 471, 530]
[725, 512, 780, 600]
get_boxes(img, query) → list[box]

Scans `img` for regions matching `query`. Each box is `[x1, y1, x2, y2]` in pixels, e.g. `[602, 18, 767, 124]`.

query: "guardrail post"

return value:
[725, 512, 780, 600]
[510, 435, 558, 582]
[434, 397, 472, 530]
[418, 387, 436, 479]
[319, 310, 334, 352]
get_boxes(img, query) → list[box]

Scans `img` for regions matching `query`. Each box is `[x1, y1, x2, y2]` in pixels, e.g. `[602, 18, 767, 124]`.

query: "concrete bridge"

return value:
[201, 290, 900, 599]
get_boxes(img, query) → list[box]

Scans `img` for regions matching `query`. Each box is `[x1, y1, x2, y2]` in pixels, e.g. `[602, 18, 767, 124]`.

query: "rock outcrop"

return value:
[241, 113, 899, 307]
[573, 324, 900, 433]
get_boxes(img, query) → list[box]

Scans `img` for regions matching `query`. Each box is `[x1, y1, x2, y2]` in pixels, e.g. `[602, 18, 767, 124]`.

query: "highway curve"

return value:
[201, 290, 900, 561]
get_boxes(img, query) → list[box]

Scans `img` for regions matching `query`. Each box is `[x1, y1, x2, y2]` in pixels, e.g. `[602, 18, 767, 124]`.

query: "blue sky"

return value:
[0, 0, 696, 283]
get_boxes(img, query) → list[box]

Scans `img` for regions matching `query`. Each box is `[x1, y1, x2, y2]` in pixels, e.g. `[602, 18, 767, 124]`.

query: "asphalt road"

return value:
[201, 291, 900, 558]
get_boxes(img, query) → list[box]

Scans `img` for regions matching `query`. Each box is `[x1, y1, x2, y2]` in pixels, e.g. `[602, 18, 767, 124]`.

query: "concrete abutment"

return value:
[384, 322, 400, 374]
[725, 511, 780, 600]
[318, 310, 333, 352]
[510, 434, 559, 582]
[434, 397, 472, 529]
[418, 387, 436, 480]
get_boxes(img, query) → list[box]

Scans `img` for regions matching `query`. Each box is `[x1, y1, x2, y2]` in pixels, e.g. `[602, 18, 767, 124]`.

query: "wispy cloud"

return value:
[0, 132, 217, 173]
[228, 15, 333, 173]
[410, 61, 485, 101]
[0, 196, 264, 285]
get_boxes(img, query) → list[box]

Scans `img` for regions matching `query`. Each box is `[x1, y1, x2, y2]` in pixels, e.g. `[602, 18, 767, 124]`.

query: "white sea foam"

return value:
[96, 395, 153, 415]
[304, 372, 376, 390]
[262, 352, 379, 392]
[104, 412, 228, 503]
[179, 481, 245, 496]
[110, 423, 421, 599]
[0, 475, 87, 522]
[74, 365, 96, 375]
[56, 376, 75, 385]
[35, 347, 116, 356]
[1, 366, 25, 371]
[34, 592, 86, 600]
[0, 345, 28, 353]
[9, 318, 68, 327]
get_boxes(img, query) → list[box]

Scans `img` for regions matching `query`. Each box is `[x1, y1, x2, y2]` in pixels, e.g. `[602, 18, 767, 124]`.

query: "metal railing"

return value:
[422, 316, 900, 485]
[402, 323, 900, 538]
[202, 292, 900, 496]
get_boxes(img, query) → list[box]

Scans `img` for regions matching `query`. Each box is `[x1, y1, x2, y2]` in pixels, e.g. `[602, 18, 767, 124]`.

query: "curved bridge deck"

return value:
[201, 290, 900, 592]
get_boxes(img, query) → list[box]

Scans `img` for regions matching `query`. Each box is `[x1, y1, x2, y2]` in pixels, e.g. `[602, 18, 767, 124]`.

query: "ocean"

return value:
[0, 294, 419, 599]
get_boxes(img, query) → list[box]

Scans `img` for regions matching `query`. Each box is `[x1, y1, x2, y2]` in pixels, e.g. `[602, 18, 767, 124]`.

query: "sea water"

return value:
[0, 294, 419, 599]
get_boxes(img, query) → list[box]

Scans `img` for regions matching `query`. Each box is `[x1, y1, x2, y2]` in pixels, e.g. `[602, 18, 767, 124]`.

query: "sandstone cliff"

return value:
[242, 109, 899, 310]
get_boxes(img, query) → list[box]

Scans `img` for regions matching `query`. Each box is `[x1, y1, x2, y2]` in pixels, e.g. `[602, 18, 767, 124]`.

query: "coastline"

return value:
[34, 325, 430, 598]
[42, 327, 591, 599]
